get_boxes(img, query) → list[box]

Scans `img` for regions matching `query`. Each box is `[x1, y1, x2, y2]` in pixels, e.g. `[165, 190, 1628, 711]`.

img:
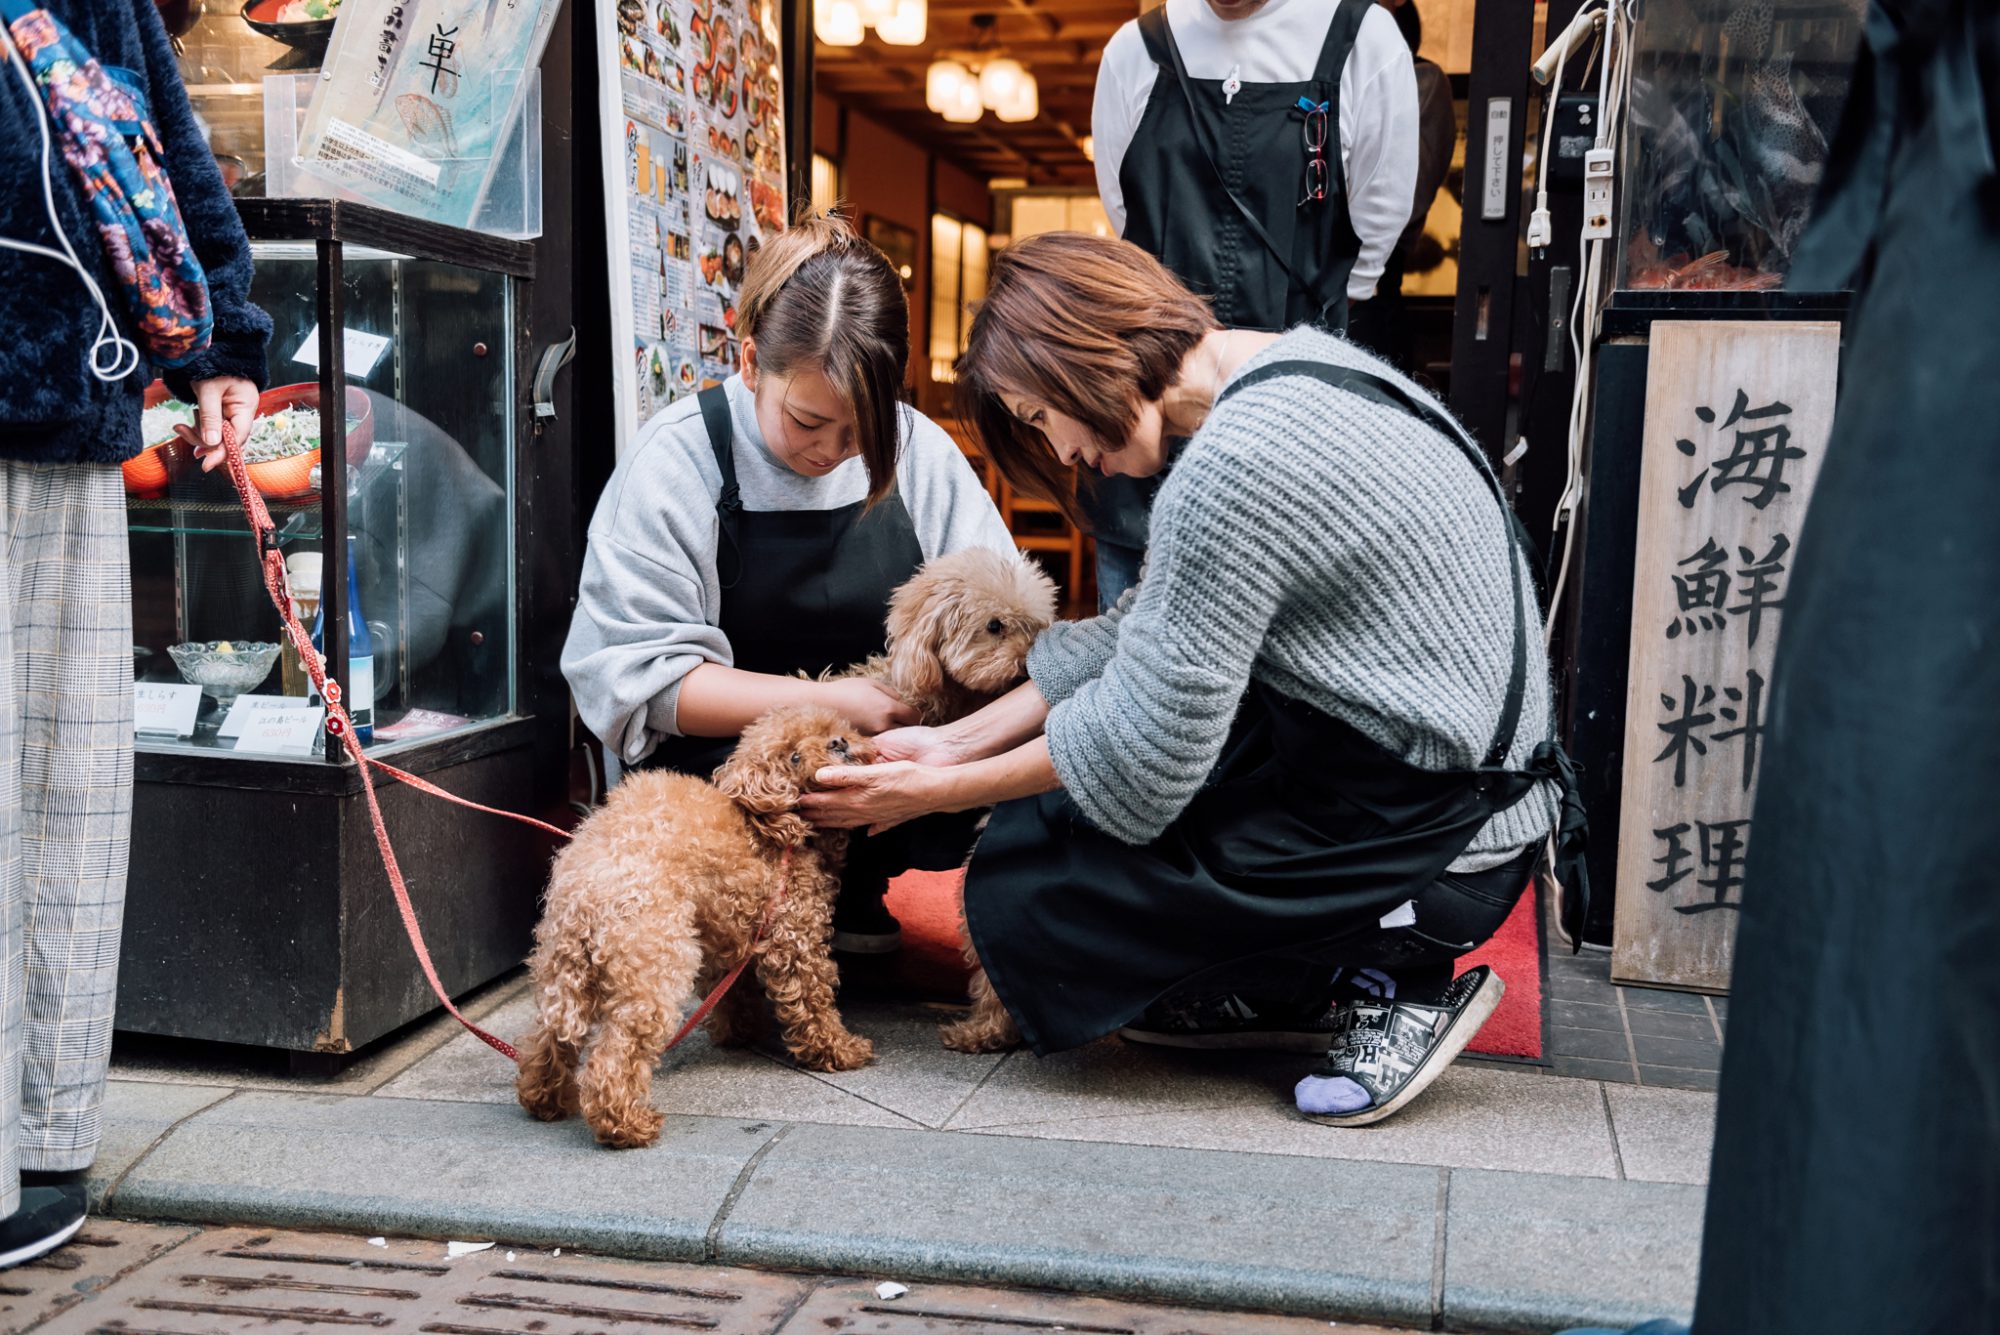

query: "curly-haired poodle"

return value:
[850, 548, 1058, 725]
[515, 706, 878, 1148]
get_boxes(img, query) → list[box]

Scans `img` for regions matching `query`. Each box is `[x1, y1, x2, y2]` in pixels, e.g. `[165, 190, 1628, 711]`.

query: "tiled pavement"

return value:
[1535, 947, 1727, 1092]
[89, 960, 1721, 1332]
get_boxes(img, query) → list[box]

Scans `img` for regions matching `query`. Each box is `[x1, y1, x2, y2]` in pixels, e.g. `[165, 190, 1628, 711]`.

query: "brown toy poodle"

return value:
[850, 548, 1058, 725]
[514, 706, 878, 1149]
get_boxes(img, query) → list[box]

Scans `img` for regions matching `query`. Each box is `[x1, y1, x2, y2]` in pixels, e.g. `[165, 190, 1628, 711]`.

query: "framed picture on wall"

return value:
[863, 215, 918, 290]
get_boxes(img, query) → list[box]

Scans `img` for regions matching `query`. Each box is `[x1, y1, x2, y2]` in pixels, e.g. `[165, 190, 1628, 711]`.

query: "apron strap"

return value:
[1139, 7, 1346, 331]
[698, 384, 745, 590]
[1312, 0, 1371, 87]
[1218, 360, 1528, 767]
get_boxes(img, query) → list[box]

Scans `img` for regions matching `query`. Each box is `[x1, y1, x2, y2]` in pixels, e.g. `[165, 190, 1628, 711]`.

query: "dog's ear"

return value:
[714, 746, 812, 846]
[884, 574, 951, 702]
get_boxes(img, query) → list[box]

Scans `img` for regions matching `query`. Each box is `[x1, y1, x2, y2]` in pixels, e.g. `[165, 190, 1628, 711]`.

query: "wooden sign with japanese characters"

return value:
[1612, 321, 1840, 992]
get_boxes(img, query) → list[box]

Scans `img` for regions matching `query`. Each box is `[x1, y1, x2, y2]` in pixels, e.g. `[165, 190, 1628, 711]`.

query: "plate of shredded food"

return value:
[242, 383, 374, 500]
[127, 383, 195, 497]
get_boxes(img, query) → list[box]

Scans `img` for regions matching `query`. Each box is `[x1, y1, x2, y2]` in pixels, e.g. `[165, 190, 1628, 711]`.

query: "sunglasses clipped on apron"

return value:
[963, 360, 1591, 1057]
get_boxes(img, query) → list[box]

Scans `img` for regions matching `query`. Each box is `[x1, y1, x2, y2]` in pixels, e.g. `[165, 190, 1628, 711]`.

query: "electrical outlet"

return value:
[1582, 148, 1615, 240]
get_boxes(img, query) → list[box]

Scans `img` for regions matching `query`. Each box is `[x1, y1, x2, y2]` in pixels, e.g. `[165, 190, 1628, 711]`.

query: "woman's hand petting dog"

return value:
[800, 758, 949, 835]
[816, 677, 920, 735]
[868, 724, 967, 768]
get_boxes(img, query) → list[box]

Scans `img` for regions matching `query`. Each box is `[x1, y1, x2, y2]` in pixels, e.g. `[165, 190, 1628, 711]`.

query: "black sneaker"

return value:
[1296, 965, 1506, 1127]
[0, 1182, 87, 1270]
[830, 891, 902, 955]
[1117, 991, 1339, 1053]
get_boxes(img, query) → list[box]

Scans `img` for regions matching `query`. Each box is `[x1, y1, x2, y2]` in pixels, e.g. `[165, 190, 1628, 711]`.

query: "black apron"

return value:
[1694, 7, 2000, 1332]
[1087, 0, 1370, 572]
[966, 361, 1589, 1057]
[647, 384, 927, 776]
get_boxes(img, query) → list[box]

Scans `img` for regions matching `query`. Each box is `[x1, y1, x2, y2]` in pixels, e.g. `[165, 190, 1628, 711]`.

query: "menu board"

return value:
[601, 0, 787, 448]
[297, 0, 563, 228]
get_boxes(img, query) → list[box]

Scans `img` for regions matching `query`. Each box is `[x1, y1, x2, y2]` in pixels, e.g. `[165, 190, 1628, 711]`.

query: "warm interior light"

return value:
[979, 57, 1026, 111]
[814, 0, 863, 45]
[994, 69, 1038, 122]
[943, 78, 984, 123]
[875, 0, 925, 44]
[858, 0, 896, 22]
[926, 59, 970, 116]
[1079, 135, 1094, 162]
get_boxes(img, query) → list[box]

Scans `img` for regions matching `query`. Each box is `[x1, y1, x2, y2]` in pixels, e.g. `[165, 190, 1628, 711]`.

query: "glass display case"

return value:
[120, 199, 562, 1064]
[1616, 0, 1868, 291]
[129, 236, 517, 757]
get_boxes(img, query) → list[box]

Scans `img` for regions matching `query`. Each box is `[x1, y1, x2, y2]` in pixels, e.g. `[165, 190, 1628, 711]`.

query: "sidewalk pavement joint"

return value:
[706, 1121, 794, 1261]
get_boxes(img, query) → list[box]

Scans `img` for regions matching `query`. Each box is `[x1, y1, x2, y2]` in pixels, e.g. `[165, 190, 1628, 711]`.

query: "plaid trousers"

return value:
[0, 461, 132, 1217]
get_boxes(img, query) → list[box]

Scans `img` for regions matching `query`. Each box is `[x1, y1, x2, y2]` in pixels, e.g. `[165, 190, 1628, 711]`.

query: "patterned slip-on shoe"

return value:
[1298, 965, 1506, 1126]
[1118, 991, 1338, 1054]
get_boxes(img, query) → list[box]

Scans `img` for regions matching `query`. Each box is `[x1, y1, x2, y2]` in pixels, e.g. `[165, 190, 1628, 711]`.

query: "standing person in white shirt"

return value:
[1083, 0, 1418, 611]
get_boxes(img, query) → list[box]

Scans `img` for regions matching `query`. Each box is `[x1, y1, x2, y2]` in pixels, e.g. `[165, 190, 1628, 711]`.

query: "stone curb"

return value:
[92, 1087, 1701, 1333]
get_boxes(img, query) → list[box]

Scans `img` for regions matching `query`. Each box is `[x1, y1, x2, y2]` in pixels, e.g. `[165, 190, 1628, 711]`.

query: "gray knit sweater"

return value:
[1029, 327, 1558, 862]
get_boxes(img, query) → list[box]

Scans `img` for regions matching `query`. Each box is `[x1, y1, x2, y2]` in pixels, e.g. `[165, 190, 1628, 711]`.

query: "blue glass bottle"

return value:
[310, 547, 375, 743]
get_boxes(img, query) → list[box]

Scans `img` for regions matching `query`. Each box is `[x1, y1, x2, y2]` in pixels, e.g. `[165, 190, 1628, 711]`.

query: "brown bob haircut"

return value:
[957, 231, 1218, 525]
[737, 211, 910, 506]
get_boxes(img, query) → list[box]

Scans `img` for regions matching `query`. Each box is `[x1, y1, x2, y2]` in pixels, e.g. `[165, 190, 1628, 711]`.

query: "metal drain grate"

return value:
[28, 1227, 810, 1334]
[18, 1227, 1409, 1335]
[1, 1220, 197, 1334]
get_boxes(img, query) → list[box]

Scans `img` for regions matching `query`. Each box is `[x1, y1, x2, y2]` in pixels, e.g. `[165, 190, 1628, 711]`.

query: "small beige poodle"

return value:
[514, 706, 877, 1149]
[849, 548, 1058, 724]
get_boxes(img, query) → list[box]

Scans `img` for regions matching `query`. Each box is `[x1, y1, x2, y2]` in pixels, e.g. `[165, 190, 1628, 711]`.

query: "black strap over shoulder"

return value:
[1138, 7, 1345, 330]
[697, 384, 744, 590]
[1218, 359, 1529, 769]
[1313, 0, 1371, 85]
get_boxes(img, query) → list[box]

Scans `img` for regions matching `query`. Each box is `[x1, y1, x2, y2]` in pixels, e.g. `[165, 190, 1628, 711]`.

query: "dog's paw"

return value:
[590, 1104, 665, 1149]
[939, 1016, 1021, 1054]
[799, 1034, 875, 1072]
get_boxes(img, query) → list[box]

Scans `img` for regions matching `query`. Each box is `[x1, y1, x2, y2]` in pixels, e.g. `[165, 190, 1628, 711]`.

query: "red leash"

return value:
[214, 425, 789, 1063]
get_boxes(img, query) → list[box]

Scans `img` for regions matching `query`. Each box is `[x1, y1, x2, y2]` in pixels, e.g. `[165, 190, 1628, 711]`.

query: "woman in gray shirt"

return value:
[806, 232, 1586, 1127]
[563, 216, 1013, 952]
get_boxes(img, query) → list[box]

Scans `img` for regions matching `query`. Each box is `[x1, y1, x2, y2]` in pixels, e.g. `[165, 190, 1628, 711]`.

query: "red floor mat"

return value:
[882, 869, 1546, 1060]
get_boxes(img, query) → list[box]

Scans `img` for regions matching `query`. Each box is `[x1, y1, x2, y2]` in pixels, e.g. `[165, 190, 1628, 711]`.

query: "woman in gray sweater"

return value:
[806, 232, 1586, 1127]
[563, 216, 1013, 952]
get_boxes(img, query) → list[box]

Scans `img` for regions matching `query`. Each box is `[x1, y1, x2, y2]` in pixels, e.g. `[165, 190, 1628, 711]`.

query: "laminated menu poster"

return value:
[601, 0, 787, 451]
[296, 0, 563, 228]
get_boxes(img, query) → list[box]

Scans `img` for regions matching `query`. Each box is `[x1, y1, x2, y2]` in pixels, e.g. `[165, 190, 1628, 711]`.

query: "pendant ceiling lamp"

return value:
[942, 77, 984, 123]
[875, 0, 926, 44]
[977, 57, 1026, 111]
[993, 69, 1038, 122]
[814, 0, 924, 47]
[814, 0, 863, 46]
[926, 59, 971, 116]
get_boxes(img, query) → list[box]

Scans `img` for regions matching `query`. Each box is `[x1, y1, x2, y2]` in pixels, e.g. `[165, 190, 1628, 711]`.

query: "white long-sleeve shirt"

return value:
[562, 376, 1015, 765]
[1091, 0, 1419, 302]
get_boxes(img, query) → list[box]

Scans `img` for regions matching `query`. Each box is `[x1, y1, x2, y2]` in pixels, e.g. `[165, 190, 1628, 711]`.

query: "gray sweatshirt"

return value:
[564, 375, 1015, 765]
[1027, 327, 1559, 865]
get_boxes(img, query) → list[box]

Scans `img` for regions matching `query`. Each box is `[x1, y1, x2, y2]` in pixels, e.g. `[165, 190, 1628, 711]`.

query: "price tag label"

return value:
[219, 694, 312, 738]
[232, 705, 325, 756]
[134, 683, 202, 737]
[292, 324, 392, 378]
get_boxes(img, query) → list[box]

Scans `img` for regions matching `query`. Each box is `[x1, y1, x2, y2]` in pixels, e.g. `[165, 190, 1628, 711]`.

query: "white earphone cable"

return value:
[0, 29, 144, 383]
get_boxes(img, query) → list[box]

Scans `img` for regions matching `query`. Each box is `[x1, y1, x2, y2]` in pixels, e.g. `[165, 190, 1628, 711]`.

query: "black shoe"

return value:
[831, 891, 902, 955]
[0, 1181, 87, 1270]
[1117, 990, 1340, 1053]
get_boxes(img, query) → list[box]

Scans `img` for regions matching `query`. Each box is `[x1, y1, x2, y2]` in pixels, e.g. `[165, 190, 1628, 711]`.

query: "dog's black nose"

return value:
[830, 737, 850, 755]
